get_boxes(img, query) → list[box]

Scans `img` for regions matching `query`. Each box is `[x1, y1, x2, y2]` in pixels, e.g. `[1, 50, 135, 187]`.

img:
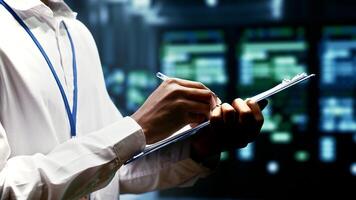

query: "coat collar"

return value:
[2, 0, 77, 19]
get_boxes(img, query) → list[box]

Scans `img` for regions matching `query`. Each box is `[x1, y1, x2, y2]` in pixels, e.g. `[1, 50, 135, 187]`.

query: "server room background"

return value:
[65, 0, 355, 199]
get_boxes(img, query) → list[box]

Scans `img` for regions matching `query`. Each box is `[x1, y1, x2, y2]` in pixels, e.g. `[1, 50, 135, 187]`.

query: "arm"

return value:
[119, 126, 214, 194]
[0, 117, 145, 199]
[118, 99, 268, 194]
[115, 78, 219, 194]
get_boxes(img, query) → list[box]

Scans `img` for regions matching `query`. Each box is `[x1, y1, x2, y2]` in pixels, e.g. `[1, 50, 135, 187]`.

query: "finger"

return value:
[217, 97, 222, 105]
[246, 99, 264, 128]
[210, 105, 223, 125]
[176, 86, 216, 106]
[172, 78, 219, 106]
[243, 99, 264, 142]
[180, 99, 211, 122]
[172, 78, 210, 90]
[232, 98, 253, 124]
[221, 103, 236, 124]
[210, 106, 224, 135]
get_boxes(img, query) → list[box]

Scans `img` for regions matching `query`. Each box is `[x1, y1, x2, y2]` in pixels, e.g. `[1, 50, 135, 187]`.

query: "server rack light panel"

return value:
[160, 31, 228, 100]
[236, 27, 310, 165]
[104, 68, 157, 116]
[126, 70, 157, 114]
[104, 67, 127, 114]
[319, 26, 356, 134]
[319, 26, 356, 167]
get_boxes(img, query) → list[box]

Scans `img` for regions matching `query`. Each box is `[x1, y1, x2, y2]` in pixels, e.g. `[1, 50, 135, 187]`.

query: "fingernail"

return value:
[217, 97, 222, 105]
[211, 102, 217, 110]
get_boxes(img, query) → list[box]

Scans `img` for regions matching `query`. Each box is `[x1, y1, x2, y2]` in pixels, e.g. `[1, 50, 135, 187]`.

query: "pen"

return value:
[155, 72, 221, 108]
[156, 72, 170, 81]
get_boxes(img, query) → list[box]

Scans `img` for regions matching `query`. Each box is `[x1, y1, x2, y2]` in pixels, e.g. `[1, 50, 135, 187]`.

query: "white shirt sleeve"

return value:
[0, 117, 146, 199]
[119, 126, 213, 194]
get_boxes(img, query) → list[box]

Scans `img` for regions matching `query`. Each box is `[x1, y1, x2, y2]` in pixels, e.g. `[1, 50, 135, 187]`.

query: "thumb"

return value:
[257, 99, 268, 110]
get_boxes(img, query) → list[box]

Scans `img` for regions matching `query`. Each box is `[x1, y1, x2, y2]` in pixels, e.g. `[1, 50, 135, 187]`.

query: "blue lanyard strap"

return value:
[0, 0, 78, 137]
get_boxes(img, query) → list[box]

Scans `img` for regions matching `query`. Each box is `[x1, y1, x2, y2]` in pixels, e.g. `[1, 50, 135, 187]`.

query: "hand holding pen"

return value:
[131, 72, 219, 144]
[156, 72, 222, 110]
[128, 71, 315, 164]
[132, 70, 267, 158]
[154, 72, 268, 160]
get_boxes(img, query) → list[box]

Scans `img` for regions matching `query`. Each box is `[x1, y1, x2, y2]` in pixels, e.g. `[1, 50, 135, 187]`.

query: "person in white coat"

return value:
[0, 0, 267, 199]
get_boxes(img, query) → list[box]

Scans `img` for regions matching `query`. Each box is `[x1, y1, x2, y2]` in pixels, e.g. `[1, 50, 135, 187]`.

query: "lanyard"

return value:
[0, 0, 78, 137]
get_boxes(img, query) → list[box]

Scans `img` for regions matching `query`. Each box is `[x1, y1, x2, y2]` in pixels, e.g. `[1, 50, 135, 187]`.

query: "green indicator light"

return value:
[279, 27, 294, 37]
[295, 151, 310, 162]
[270, 132, 292, 143]
[165, 44, 226, 54]
[220, 151, 229, 161]
[243, 42, 306, 52]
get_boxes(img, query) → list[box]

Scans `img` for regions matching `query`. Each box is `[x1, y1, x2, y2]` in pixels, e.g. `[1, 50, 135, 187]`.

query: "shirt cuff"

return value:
[95, 117, 146, 164]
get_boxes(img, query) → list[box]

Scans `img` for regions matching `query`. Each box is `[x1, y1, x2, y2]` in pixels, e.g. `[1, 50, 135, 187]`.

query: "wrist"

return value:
[131, 113, 150, 143]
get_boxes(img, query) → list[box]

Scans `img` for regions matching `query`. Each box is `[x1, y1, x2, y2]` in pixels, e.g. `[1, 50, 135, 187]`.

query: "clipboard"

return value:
[125, 73, 315, 165]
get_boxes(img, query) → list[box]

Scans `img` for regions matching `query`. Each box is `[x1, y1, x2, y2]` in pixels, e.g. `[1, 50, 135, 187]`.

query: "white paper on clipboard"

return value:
[124, 73, 315, 165]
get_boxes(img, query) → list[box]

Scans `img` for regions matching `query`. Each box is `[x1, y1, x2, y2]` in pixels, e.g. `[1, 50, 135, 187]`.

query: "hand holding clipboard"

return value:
[125, 73, 315, 164]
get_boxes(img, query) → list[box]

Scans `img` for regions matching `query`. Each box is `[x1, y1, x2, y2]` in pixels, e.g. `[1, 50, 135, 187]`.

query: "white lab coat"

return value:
[0, 0, 211, 199]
